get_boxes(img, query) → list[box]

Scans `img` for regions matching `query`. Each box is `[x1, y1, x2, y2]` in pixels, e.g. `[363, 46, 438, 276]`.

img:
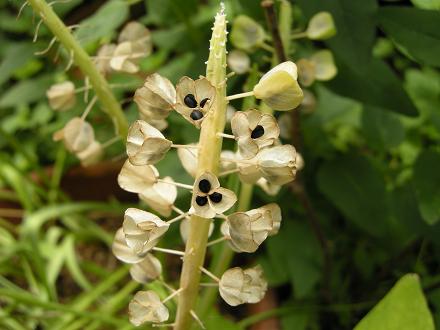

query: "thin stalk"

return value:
[174, 5, 228, 330]
[27, 0, 128, 138]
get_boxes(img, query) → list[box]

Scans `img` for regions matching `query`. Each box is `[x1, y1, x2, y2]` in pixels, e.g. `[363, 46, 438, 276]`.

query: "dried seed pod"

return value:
[134, 73, 176, 120]
[129, 253, 162, 284]
[112, 227, 145, 264]
[227, 209, 273, 253]
[231, 109, 280, 159]
[310, 50, 337, 81]
[47, 81, 76, 111]
[53, 117, 95, 154]
[227, 50, 251, 74]
[298, 89, 317, 115]
[219, 265, 268, 306]
[257, 144, 297, 185]
[129, 291, 169, 326]
[230, 15, 265, 52]
[253, 62, 304, 111]
[118, 21, 151, 45]
[296, 58, 316, 87]
[117, 160, 158, 194]
[77, 140, 103, 167]
[190, 172, 237, 218]
[174, 77, 216, 128]
[95, 44, 116, 75]
[126, 120, 172, 165]
[139, 176, 177, 217]
[256, 178, 281, 196]
[123, 208, 169, 256]
[179, 218, 214, 243]
[306, 12, 336, 40]
[255, 203, 282, 236]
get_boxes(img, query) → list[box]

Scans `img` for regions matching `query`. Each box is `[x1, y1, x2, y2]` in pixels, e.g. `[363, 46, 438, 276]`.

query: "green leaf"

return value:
[361, 106, 405, 149]
[204, 309, 241, 330]
[317, 155, 389, 236]
[413, 150, 440, 225]
[0, 43, 35, 86]
[74, 0, 129, 47]
[354, 274, 435, 330]
[0, 75, 53, 108]
[378, 7, 440, 67]
[411, 0, 440, 10]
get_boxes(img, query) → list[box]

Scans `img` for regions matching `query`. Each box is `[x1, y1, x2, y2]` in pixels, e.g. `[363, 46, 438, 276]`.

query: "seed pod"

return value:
[296, 58, 316, 87]
[118, 21, 151, 45]
[94, 44, 116, 75]
[310, 50, 337, 81]
[257, 144, 297, 185]
[129, 254, 162, 284]
[126, 120, 172, 165]
[110, 40, 150, 73]
[123, 208, 169, 256]
[230, 15, 266, 52]
[306, 12, 336, 40]
[77, 140, 103, 167]
[139, 176, 177, 217]
[256, 178, 281, 196]
[219, 265, 268, 306]
[112, 227, 145, 264]
[134, 73, 176, 120]
[227, 50, 250, 74]
[253, 61, 304, 111]
[117, 160, 158, 194]
[129, 291, 169, 326]
[231, 109, 280, 159]
[47, 81, 76, 111]
[53, 117, 95, 154]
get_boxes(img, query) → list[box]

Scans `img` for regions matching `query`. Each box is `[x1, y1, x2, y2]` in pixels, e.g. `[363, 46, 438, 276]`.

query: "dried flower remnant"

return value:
[47, 81, 76, 111]
[134, 73, 176, 120]
[139, 176, 177, 217]
[231, 110, 280, 159]
[191, 172, 237, 218]
[306, 11, 337, 40]
[129, 291, 169, 326]
[219, 265, 268, 306]
[126, 120, 172, 165]
[174, 77, 216, 128]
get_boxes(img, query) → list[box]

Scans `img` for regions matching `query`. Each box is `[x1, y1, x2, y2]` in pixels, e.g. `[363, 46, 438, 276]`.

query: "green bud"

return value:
[306, 12, 336, 40]
[230, 15, 265, 52]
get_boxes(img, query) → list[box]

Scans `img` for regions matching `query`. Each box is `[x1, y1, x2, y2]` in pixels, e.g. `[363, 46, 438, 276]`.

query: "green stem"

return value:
[174, 6, 228, 330]
[27, 0, 128, 138]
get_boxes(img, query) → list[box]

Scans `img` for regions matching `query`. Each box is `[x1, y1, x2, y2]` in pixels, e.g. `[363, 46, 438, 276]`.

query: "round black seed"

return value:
[198, 179, 211, 193]
[200, 98, 209, 108]
[251, 125, 265, 139]
[196, 196, 208, 206]
[184, 94, 198, 108]
[209, 192, 223, 203]
[190, 110, 203, 121]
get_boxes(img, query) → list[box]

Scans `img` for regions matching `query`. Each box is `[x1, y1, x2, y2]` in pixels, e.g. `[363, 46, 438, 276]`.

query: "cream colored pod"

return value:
[129, 291, 169, 326]
[253, 61, 304, 111]
[227, 50, 251, 74]
[122, 208, 169, 256]
[230, 15, 266, 52]
[310, 50, 337, 81]
[76, 141, 103, 167]
[126, 120, 172, 165]
[129, 253, 162, 284]
[47, 81, 76, 111]
[139, 176, 177, 217]
[306, 11, 336, 40]
[53, 117, 94, 154]
[219, 265, 268, 306]
[95, 44, 116, 75]
[134, 73, 176, 120]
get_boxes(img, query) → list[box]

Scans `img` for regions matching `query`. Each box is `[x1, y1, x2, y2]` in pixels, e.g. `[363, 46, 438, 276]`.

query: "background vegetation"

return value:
[0, 0, 439, 329]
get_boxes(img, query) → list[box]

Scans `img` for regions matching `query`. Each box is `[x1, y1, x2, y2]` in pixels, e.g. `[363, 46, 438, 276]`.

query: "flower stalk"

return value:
[27, 0, 128, 138]
[174, 5, 228, 330]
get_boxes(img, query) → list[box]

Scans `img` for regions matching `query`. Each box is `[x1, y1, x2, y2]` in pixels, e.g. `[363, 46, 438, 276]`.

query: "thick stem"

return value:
[27, 0, 128, 139]
[174, 6, 228, 330]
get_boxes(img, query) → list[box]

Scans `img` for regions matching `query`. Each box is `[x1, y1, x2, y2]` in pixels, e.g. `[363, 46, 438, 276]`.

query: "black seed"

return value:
[196, 196, 208, 206]
[184, 94, 198, 108]
[198, 179, 211, 193]
[251, 125, 265, 139]
[209, 192, 223, 203]
[190, 110, 203, 121]
[200, 98, 209, 108]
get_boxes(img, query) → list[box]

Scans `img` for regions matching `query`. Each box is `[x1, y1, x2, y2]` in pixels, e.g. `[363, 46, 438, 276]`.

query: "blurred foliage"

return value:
[0, 0, 439, 329]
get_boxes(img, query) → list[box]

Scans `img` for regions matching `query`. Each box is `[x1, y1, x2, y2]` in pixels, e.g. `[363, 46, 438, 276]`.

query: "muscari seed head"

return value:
[190, 110, 204, 121]
[196, 195, 208, 206]
[184, 94, 198, 108]
[209, 192, 222, 203]
[251, 125, 265, 139]
[198, 179, 211, 193]
[200, 98, 209, 108]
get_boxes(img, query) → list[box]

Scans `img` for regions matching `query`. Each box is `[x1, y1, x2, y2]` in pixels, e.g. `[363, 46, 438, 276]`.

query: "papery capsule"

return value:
[47, 81, 76, 111]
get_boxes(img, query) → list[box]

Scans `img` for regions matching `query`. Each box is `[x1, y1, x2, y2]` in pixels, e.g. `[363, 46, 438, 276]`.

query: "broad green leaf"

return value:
[74, 0, 129, 47]
[354, 274, 435, 330]
[281, 308, 311, 330]
[0, 75, 52, 108]
[317, 155, 389, 236]
[0, 43, 35, 86]
[204, 309, 241, 330]
[413, 150, 440, 225]
[378, 7, 440, 67]
[361, 106, 405, 149]
[411, 0, 440, 9]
